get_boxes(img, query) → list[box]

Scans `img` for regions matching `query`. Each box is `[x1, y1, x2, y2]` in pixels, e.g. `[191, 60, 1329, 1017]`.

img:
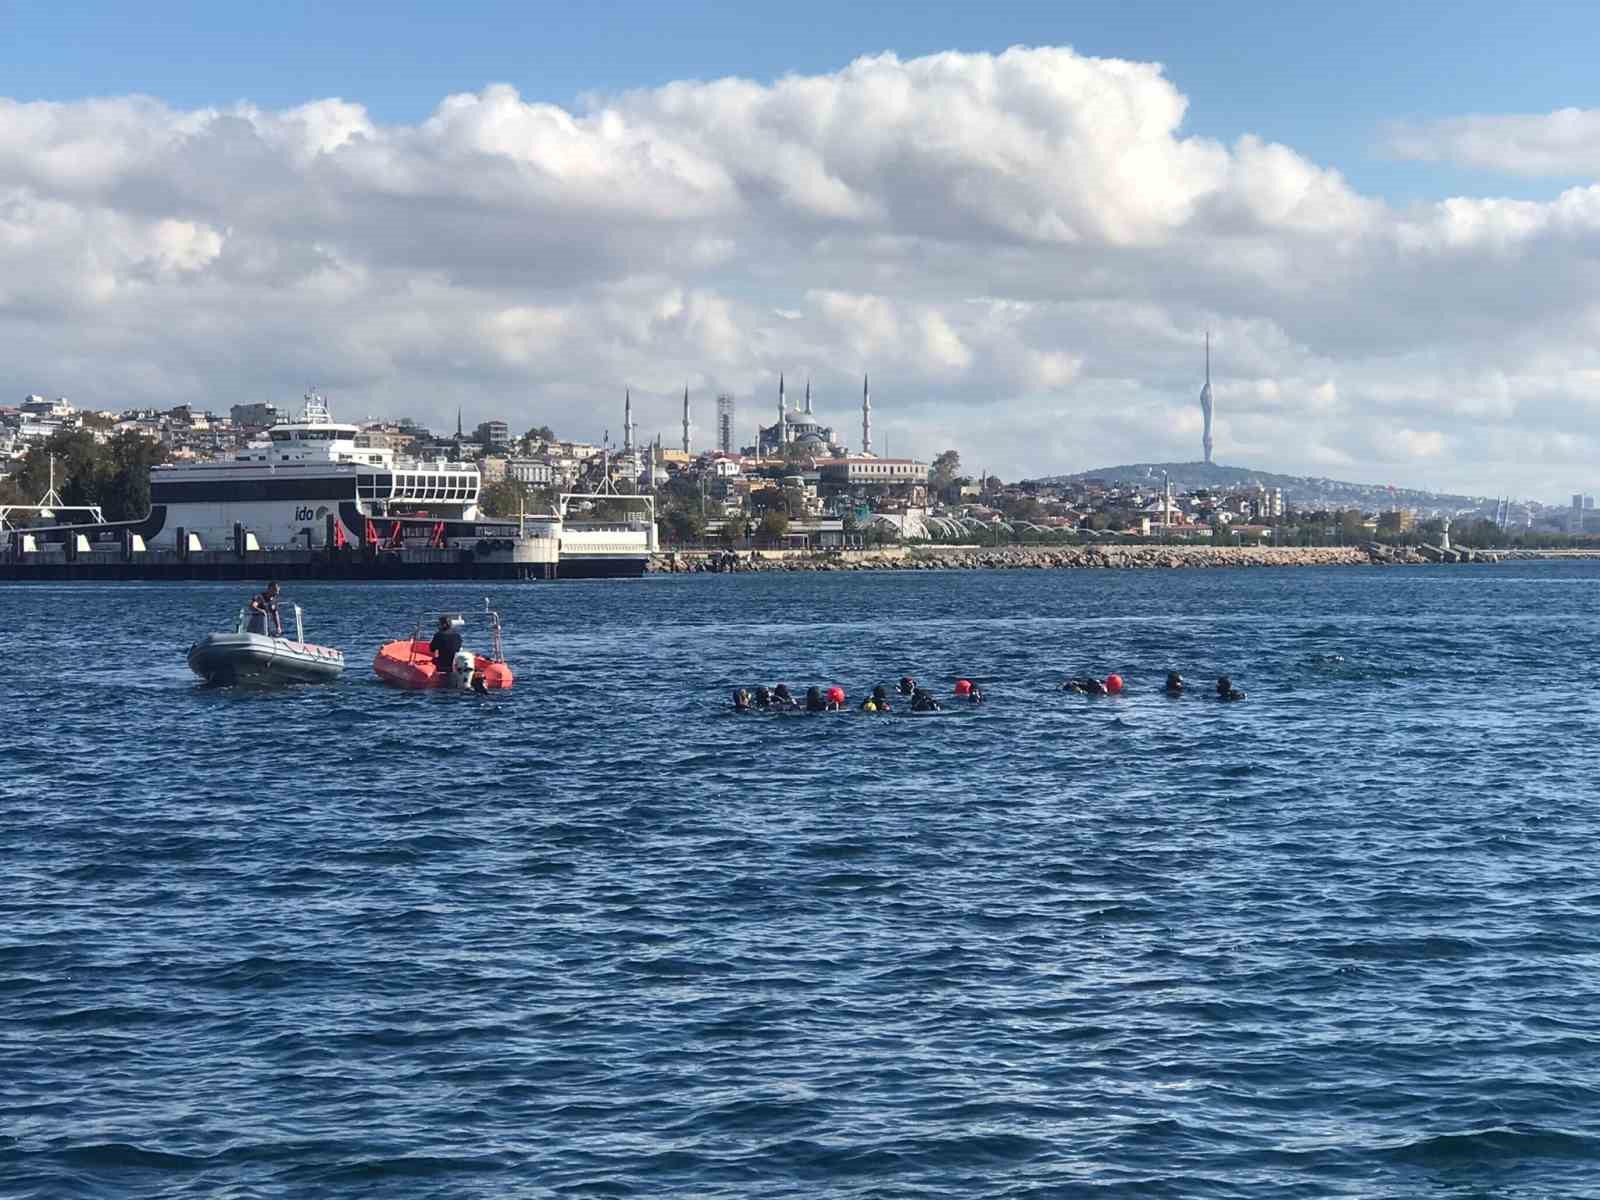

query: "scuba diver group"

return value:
[733, 675, 985, 715]
[733, 670, 1245, 712]
[1061, 671, 1246, 701]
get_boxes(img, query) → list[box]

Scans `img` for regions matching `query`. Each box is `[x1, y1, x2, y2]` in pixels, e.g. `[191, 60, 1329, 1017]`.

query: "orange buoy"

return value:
[954, 678, 973, 696]
[1105, 674, 1124, 695]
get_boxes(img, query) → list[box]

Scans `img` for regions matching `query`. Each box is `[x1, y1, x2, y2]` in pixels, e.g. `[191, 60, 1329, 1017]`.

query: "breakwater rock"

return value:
[649, 545, 1389, 574]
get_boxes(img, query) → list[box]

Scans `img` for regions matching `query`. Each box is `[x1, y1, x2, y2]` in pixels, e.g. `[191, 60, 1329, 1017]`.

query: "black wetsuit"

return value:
[430, 627, 463, 671]
[911, 689, 941, 712]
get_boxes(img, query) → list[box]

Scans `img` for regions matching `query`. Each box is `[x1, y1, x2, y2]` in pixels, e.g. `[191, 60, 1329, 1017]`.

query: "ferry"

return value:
[1, 395, 655, 580]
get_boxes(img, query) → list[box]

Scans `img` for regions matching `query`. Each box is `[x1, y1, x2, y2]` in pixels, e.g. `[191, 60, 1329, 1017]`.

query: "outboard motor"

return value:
[450, 650, 476, 691]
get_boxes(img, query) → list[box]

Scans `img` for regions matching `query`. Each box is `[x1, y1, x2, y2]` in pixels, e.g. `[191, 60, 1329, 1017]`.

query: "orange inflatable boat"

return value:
[373, 602, 515, 691]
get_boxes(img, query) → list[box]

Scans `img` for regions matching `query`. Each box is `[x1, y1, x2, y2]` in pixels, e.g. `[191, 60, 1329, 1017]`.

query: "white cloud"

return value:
[1388, 108, 1600, 178]
[6, 49, 1600, 494]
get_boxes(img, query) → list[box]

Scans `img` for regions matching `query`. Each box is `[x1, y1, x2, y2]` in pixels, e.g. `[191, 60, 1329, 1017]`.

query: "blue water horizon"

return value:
[4, 564, 1599, 1197]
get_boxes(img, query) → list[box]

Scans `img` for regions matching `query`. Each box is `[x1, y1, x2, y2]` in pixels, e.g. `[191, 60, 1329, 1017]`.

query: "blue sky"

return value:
[9, 0, 1600, 201]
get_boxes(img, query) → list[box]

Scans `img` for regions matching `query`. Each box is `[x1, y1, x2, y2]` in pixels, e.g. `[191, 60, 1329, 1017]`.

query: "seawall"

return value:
[650, 544, 1386, 573]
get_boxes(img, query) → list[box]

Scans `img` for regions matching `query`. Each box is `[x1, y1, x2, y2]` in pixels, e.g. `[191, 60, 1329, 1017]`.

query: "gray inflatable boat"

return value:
[187, 604, 345, 685]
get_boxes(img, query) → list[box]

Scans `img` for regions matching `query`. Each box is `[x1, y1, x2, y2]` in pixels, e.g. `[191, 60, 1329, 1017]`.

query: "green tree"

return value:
[478, 478, 532, 517]
[720, 515, 752, 545]
[523, 424, 556, 444]
[1000, 495, 1044, 523]
[659, 506, 705, 545]
[100, 430, 169, 521]
[756, 509, 790, 544]
[930, 449, 961, 489]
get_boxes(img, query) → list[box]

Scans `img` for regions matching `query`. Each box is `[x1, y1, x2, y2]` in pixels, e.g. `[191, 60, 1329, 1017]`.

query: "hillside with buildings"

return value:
[1038, 461, 1510, 520]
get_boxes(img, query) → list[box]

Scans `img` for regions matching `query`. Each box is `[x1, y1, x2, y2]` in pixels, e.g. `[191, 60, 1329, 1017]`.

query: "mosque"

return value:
[757, 374, 873, 459]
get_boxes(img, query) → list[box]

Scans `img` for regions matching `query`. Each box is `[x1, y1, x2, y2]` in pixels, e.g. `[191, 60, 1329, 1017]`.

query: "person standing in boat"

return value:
[430, 615, 463, 674]
[247, 581, 283, 636]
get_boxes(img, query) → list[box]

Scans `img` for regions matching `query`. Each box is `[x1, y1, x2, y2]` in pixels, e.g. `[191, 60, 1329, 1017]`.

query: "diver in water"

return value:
[1063, 676, 1108, 696]
[1215, 676, 1246, 701]
[805, 686, 827, 713]
[1164, 671, 1185, 696]
[898, 676, 917, 697]
[471, 673, 489, 695]
[910, 687, 942, 712]
[733, 688, 753, 712]
[771, 684, 798, 710]
[966, 683, 985, 704]
[753, 685, 772, 710]
[861, 684, 893, 713]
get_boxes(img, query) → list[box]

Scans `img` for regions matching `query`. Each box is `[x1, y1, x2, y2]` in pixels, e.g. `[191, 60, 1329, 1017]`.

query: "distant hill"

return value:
[1031, 461, 1497, 515]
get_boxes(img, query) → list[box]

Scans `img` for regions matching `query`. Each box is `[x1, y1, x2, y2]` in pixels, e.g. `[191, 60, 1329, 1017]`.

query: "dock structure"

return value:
[2, 520, 567, 581]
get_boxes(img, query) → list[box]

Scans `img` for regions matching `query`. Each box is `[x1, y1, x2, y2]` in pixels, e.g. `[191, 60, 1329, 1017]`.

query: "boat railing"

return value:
[483, 598, 505, 663]
[235, 603, 302, 642]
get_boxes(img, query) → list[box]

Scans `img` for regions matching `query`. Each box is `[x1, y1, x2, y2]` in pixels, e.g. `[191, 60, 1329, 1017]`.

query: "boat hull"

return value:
[187, 632, 346, 685]
[373, 639, 514, 690]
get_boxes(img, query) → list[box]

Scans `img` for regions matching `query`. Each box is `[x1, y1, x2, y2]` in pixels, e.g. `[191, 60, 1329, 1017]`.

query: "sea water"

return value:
[3, 564, 1599, 1197]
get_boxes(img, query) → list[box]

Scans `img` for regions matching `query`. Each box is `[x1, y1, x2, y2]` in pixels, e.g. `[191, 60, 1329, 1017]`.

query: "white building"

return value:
[507, 458, 555, 487]
[817, 457, 929, 486]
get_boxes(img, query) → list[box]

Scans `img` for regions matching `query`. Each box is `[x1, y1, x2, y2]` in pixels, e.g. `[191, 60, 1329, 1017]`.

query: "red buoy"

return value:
[827, 686, 846, 705]
[954, 679, 973, 695]
[1105, 674, 1124, 694]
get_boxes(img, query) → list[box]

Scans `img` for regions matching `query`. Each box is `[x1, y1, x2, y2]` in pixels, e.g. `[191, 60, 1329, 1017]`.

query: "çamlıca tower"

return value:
[862, 373, 872, 455]
[1200, 333, 1214, 465]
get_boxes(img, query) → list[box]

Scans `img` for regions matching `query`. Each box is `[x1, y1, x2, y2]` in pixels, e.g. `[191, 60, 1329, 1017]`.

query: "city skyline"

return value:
[6, 10, 1600, 495]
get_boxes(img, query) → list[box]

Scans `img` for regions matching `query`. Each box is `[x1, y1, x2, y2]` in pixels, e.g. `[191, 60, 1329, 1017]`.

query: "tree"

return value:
[478, 478, 532, 518]
[720, 515, 752, 545]
[1000, 496, 1044, 524]
[756, 509, 790, 544]
[0, 429, 168, 520]
[99, 430, 169, 521]
[659, 507, 705, 545]
[523, 424, 556, 445]
[749, 487, 787, 514]
[930, 449, 961, 489]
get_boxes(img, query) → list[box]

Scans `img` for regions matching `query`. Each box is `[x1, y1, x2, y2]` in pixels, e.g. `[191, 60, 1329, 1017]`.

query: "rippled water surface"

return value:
[5, 564, 1600, 1198]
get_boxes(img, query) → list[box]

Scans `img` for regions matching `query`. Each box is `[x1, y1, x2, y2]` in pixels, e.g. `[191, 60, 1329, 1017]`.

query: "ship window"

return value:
[270, 431, 289, 442]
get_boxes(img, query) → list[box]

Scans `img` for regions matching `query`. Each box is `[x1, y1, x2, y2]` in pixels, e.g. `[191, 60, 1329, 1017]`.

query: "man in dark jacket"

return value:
[430, 616, 462, 672]
[247, 581, 282, 635]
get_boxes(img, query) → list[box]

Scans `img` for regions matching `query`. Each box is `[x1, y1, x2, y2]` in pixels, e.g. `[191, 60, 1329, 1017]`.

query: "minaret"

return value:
[681, 385, 690, 455]
[805, 377, 813, 415]
[861, 373, 873, 455]
[777, 373, 787, 449]
[456, 407, 463, 441]
[624, 389, 634, 454]
[1200, 333, 1214, 465]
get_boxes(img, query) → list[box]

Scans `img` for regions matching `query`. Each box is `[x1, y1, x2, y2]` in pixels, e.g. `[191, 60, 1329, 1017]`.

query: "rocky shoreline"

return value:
[647, 544, 1491, 574]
